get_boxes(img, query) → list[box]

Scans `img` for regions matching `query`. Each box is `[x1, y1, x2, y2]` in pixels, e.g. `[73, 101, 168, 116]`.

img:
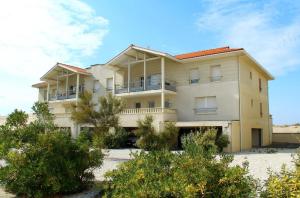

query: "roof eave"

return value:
[241, 50, 274, 80]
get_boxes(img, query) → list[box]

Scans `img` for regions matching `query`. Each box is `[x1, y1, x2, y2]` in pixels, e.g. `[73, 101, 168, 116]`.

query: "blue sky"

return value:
[0, 0, 299, 124]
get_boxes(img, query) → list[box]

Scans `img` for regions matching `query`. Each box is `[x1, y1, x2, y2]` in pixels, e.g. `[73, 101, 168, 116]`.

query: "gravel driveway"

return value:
[0, 148, 297, 197]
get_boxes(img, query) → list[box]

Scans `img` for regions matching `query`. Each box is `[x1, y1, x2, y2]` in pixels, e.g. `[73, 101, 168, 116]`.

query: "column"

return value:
[161, 57, 165, 111]
[56, 76, 59, 100]
[113, 70, 116, 95]
[65, 71, 69, 99]
[143, 53, 146, 90]
[46, 82, 50, 101]
[127, 61, 131, 93]
[76, 73, 80, 100]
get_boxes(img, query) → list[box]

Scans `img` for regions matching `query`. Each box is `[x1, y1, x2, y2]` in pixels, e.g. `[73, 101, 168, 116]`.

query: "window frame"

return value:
[189, 68, 200, 84]
[210, 65, 222, 82]
[194, 96, 217, 114]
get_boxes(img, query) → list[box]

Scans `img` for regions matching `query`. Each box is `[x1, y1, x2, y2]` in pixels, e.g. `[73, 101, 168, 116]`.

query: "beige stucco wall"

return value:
[169, 56, 240, 122]
[231, 121, 241, 152]
[239, 55, 271, 150]
[272, 133, 300, 144]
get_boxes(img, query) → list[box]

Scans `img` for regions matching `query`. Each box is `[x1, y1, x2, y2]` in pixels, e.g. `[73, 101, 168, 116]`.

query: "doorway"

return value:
[252, 128, 262, 147]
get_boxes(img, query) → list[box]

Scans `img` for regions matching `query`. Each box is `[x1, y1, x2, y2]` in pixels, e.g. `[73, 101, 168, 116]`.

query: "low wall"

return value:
[272, 133, 300, 144]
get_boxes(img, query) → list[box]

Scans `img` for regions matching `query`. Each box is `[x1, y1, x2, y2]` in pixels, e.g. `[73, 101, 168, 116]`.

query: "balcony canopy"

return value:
[40, 62, 91, 81]
[105, 44, 181, 68]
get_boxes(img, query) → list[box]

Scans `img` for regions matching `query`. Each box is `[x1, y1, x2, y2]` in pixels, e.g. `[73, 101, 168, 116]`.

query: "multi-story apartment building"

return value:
[32, 45, 274, 152]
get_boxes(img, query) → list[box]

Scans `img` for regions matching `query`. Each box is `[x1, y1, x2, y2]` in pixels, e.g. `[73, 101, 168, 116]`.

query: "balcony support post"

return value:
[76, 73, 80, 101]
[46, 82, 50, 101]
[143, 53, 146, 90]
[56, 76, 59, 100]
[65, 70, 69, 99]
[161, 57, 165, 112]
[127, 60, 131, 93]
[112, 70, 116, 95]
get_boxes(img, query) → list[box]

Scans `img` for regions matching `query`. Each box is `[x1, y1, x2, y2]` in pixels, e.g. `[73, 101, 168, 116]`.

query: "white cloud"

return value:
[0, 0, 108, 115]
[196, 0, 300, 76]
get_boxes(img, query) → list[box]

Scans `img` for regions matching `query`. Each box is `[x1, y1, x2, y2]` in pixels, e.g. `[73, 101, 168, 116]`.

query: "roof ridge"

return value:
[175, 46, 243, 60]
[175, 46, 230, 56]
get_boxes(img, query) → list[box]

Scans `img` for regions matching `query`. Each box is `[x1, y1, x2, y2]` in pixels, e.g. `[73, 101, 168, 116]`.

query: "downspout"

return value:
[238, 55, 243, 151]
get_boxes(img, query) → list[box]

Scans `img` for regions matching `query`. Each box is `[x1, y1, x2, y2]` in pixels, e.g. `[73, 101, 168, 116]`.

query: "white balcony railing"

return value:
[115, 78, 176, 94]
[119, 108, 176, 115]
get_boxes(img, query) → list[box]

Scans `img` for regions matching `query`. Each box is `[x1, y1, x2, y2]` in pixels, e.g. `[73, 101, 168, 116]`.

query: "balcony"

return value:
[48, 86, 84, 101]
[120, 107, 176, 114]
[119, 107, 178, 128]
[115, 78, 176, 94]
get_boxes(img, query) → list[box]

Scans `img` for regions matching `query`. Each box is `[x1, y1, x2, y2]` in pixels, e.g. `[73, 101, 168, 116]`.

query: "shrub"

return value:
[215, 133, 230, 152]
[5, 109, 28, 129]
[0, 131, 103, 198]
[93, 127, 129, 149]
[158, 122, 179, 150]
[104, 130, 257, 197]
[134, 116, 179, 150]
[261, 151, 300, 197]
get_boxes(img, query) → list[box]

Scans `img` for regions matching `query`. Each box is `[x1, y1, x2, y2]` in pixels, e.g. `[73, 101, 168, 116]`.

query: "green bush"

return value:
[93, 127, 129, 149]
[261, 151, 300, 197]
[104, 130, 257, 197]
[0, 131, 103, 198]
[134, 116, 179, 151]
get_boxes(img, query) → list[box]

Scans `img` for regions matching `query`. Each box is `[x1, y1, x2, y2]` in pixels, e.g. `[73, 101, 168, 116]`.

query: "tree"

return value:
[32, 102, 55, 131]
[70, 91, 124, 134]
[5, 109, 28, 129]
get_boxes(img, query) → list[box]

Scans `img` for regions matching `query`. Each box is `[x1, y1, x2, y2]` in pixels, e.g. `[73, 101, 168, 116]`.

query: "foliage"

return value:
[261, 151, 300, 197]
[215, 133, 230, 152]
[134, 116, 179, 150]
[0, 103, 54, 158]
[32, 102, 55, 130]
[0, 131, 103, 198]
[70, 91, 124, 135]
[92, 127, 129, 149]
[104, 130, 257, 197]
[188, 127, 230, 152]
[158, 121, 179, 150]
[5, 109, 28, 129]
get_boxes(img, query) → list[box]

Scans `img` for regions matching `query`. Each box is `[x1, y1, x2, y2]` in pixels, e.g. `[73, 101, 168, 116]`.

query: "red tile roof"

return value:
[175, 46, 243, 60]
[58, 63, 90, 75]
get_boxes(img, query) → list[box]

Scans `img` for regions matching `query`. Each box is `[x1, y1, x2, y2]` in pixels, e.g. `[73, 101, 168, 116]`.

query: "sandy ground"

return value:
[273, 125, 300, 133]
[0, 148, 297, 197]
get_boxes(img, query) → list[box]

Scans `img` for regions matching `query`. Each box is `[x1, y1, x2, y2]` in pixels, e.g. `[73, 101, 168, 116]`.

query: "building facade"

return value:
[32, 45, 274, 152]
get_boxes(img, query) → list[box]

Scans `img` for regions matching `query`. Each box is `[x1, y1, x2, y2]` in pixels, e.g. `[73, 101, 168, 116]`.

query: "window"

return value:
[148, 101, 155, 108]
[93, 80, 100, 93]
[260, 102, 263, 117]
[250, 71, 252, 79]
[135, 102, 141, 109]
[251, 99, 254, 107]
[195, 96, 217, 113]
[106, 78, 113, 91]
[189, 68, 199, 84]
[259, 78, 262, 92]
[210, 65, 222, 81]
